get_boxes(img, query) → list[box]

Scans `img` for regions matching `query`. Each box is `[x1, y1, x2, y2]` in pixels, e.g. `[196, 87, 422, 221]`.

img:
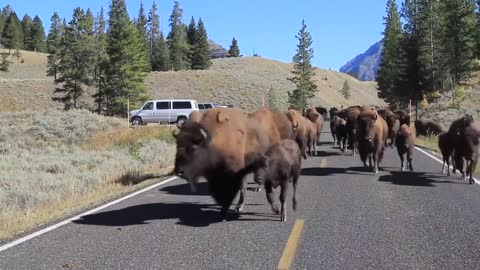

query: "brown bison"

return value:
[305, 117, 318, 156]
[173, 108, 270, 221]
[438, 132, 454, 176]
[305, 107, 324, 145]
[395, 124, 416, 171]
[394, 110, 410, 126]
[357, 108, 388, 173]
[337, 106, 362, 156]
[332, 115, 348, 152]
[314, 106, 328, 118]
[253, 139, 302, 222]
[448, 115, 477, 183]
[286, 109, 309, 159]
[378, 109, 400, 148]
[414, 119, 444, 137]
[329, 107, 340, 144]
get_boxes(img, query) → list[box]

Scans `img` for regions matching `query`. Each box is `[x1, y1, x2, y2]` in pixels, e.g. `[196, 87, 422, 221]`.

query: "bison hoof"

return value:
[469, 179, 474, 185]
[293, 199, 297, 211]
[235, 206, 243, 213]
[281, 216, 286, 222]
[272, 206, 280, 215]
[255, 187, 262, 192]
[401, 167, 405, 172]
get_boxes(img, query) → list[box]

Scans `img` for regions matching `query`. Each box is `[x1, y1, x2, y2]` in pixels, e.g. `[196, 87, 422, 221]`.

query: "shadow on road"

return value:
[301, 167, 348, 176]
[312, 150, 342, 157]
[378, 171, 458, 187]
[159, 181, 210, 196]
[73, 202, 278, 228]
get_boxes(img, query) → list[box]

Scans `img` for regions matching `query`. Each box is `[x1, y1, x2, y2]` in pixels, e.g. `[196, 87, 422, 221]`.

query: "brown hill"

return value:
[0, 50, 386, 112]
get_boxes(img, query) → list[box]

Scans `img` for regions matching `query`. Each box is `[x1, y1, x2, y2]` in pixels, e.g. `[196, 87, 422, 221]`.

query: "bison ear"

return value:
[217, 111, 230, 123]
[199, 128, 208, 140]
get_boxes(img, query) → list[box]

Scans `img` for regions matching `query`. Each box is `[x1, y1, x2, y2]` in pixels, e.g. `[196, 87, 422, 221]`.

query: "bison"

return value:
[174, 108, 270, 221]
[414, 119, 444, 137]
[395, 124, 416, 171]
[378, 109, 400, 148]
[314, 106, 328, 118]
[286, 109, 309, 159]
[332, 115, 348, 152]
[448, 114, 475, 175]
[253, 139, 302, 222]
[305, 107, 324, 145]
[305, 118, 318, 156]
[394, 110, 410, 126]
[438, 132, 454, 176]
[357, 108, 388, 173]
[329, 107, 339, 144]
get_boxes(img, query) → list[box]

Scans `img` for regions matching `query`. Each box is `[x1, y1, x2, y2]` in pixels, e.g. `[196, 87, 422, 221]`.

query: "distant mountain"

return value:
[340, 41, 383, 81]
[208, 40, 228, 59]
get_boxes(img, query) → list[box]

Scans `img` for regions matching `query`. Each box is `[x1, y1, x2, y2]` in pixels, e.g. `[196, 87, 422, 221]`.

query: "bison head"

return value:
[358, 112, 377, 144]
[173, 122, 213, 189]
[252, 155, 270, 185]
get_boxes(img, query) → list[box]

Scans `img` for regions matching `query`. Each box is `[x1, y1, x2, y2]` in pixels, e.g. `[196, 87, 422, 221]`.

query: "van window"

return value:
[156, 102, 170, 110]
[198, 104, 205, 109]
[173, 101, 192, 109]
[143, 102, 154, 110]
[204, 104, 212, 109]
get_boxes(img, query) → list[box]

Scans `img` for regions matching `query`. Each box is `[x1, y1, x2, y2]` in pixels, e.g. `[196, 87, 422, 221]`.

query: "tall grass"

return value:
[0, 110, 175, 239]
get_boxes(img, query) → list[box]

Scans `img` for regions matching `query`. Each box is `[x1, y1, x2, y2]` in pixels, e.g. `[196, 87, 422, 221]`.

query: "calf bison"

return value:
[357, 108, 388, 173]
[452, 125, 479, 184]
[305, 118, 318, 156]
[305, 107, 324, 145]
[174, 108, 270, 221]
[329, 107, 339, 144]
[253, 139, 302, 222]
[438, 132, 454, 176]
[395, 124, 416, 171]
[332, 115, 348, 152]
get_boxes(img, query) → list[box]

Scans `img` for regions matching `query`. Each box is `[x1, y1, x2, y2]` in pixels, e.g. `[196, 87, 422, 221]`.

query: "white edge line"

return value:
[0, 176, 179, 253]
[415, 146, 480, 185]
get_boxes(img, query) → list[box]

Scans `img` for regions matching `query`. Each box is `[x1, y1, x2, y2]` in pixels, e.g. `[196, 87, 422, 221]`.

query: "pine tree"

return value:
[31, 15, 46, 52]
[267, 85, 281, 110]
[21, 14, 33, 50]
[0, 52, 11, 71]
[92, 7, 108, 114]
[135, 1, 150, 71]
[417, 0, 444, 94]
[167, 1, 190, 70]
[228, 37, 240, 57]
[187, 16, 196, 46]
[2, 11, 23, 54]
[377, 0, 403, 105]
[440, 0, 477, 88]
[341, 80, 351, 100]
[287, 20, 317, 111]
[476, 0, 480, 58]
[191, 18, 211, 70]
[104, 0, 150, 116]
[0, 5, 13, 46]
[46, 12, 62, 79]
[156, 32, 171, 71]
[52, 7, 96, 110]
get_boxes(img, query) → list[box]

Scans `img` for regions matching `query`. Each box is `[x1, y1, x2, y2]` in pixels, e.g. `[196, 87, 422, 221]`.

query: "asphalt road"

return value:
[1, 127, 480, 270]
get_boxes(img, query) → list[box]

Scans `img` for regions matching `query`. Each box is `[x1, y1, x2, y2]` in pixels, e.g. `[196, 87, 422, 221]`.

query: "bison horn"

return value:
[200, 128, 208, 140]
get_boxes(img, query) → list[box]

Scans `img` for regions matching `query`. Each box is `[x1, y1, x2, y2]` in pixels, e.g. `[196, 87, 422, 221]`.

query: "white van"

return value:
[130, 99, 199, 126]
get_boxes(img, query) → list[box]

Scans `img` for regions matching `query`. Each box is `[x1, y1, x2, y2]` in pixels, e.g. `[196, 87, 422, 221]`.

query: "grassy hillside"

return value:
[0, 50, 385, 112]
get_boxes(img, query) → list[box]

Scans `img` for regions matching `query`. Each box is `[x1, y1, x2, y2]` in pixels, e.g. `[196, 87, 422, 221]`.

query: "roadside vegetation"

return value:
[0, 109, 175, 240]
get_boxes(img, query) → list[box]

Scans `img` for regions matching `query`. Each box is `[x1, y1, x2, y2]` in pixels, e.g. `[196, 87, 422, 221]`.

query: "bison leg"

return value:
[372, 154, 379, 174]
[265, 182, 279, 215]
[280, 182, 288, 222]
[400, 154, 405, 172]
[235, 178, 247, 213]
[469, 159, 477, 185]
[292, 171, 299, 211]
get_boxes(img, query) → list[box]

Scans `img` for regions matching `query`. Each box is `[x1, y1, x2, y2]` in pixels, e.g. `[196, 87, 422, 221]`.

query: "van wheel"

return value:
[176, 116, 187, 128]
[131, 117, 143, 126]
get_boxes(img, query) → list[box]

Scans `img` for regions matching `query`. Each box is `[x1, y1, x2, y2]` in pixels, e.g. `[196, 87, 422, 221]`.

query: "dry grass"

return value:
[1, 51, 385, 113]
[0, 110, 175, 241]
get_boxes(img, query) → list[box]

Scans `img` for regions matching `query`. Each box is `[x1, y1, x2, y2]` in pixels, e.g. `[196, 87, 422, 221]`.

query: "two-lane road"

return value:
[1, 129, 480, 269]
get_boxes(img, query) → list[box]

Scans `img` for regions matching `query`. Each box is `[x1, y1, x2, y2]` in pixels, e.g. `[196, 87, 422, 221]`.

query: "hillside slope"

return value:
[340, 41, 382, 81]
[0, 50, 385, 112]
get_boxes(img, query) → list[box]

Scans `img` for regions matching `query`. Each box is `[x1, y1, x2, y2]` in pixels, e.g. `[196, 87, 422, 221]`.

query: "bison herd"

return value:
[172, 105, 479, 222]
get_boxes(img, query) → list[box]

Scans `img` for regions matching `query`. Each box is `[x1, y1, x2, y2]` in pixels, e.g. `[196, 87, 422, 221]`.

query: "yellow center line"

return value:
[320, 158, 327, 168]
[277, 219, 305, 270]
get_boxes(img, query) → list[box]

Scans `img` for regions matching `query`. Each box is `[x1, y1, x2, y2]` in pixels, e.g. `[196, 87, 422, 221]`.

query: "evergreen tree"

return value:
[287, 20, 317, 111]
[31, 15, 46, 52]
[104, 0, 150, 116]
[476, 0, 480, 58]
[267, 85, 281, 110]
[417, 0, 444, 93]
[21, 14, 33, 50]
[52, 7, 96, 110]
[440, 0, 477, 88]
[228, 37, 240, 57]
[0, 52, 11, 71]
[46, 12, 62, 79]
[92, 7, 108, 114]
[377, 0, 403, 105]
[340, 80, 351, 100]
[0, 5, 13, 45]
[2, 11, 22, 54]
[187, 16, 196, 46]
[191, 18, 211, 70]
[167, 1, 190, 70]
[135, 1, 150, 71]
[156, 32, 171, 71]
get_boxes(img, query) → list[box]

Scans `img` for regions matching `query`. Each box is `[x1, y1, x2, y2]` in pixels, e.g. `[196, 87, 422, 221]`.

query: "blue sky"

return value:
[5, 0, 392, 70]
